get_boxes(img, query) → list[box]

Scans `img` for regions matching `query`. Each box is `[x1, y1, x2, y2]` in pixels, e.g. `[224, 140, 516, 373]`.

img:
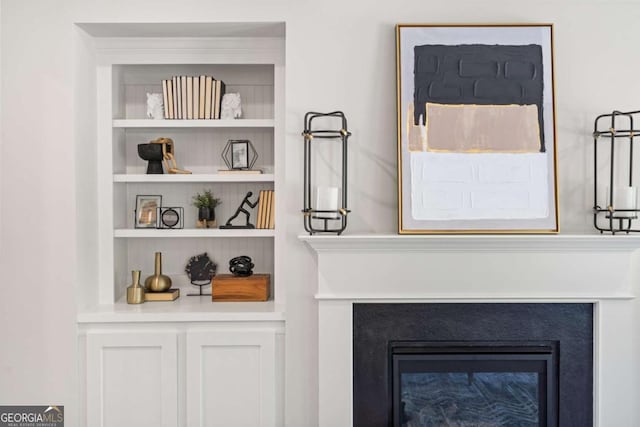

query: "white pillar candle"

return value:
[609, 186, 637, 217]
[316, 186, 339, 219]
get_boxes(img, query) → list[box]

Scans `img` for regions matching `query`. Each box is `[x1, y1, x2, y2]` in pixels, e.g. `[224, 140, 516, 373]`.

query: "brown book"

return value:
[193, 76, 199, 119]
[204, 76, 213, 119]
[186, 76, 193, 119]
[198, 75, 206, 119]
[268, 191, 275, 229]
[145, 288, 180, 301]
[212, 274, 269, 301]
[264, 190, 273, 228]
[256, 190, 266, 229]
[181, 76, 188, 120]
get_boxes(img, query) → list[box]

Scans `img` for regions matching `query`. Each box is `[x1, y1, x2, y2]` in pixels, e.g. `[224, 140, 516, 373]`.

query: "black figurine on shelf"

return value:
[185, 253, 217, 296]
[220, 191, 258, 229]
[229, 256, 254, 277]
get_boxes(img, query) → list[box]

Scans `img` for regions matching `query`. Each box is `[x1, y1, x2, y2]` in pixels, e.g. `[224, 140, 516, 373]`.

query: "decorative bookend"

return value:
[220, 191, 258, 229]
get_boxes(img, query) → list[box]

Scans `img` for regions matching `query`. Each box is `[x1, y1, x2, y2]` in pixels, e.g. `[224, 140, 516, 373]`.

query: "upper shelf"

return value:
[116, 228, 275, 238]
[114, 173, 275, 183]
[113, 119, 275, 128]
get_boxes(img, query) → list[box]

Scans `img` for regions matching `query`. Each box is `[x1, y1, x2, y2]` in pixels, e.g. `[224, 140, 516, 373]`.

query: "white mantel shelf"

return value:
[299, 233, 640, 252]
[300, 234, 640, 301]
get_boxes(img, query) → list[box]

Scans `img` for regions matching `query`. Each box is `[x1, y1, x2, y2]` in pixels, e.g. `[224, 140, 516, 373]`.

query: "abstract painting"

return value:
[396, 24, 558, 233]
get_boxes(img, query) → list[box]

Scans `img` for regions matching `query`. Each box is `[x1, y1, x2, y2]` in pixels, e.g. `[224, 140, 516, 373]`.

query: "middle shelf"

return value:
[114, 173, 275, 183]
[115, 228, 275, 238]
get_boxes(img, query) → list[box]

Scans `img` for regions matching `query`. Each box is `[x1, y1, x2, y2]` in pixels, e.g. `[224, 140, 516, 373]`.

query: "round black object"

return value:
[185, 253, 217, 282]
[161, 208, 180, 228]
[229, 255, 254, 277]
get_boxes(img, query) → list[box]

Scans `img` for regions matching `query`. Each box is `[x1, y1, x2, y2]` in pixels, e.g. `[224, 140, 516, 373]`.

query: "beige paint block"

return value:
[425, 103, 541, 153]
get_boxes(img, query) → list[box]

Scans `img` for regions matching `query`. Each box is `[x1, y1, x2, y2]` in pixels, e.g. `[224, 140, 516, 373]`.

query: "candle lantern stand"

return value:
[302, 111, 351, 235]
[593, 110, 640, 233]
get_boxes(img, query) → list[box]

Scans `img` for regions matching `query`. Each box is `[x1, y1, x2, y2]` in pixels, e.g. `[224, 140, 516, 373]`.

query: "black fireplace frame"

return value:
[390, 341, 559, 426]
[353, 303, 593, 427]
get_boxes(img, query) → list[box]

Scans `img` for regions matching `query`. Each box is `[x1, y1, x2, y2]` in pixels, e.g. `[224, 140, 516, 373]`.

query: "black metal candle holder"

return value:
[593, 110, 640, 234]
[302, 111, 351, 235]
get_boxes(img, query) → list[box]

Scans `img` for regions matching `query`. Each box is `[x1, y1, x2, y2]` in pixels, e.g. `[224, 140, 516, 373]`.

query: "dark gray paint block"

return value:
[412, 44, 546, 152]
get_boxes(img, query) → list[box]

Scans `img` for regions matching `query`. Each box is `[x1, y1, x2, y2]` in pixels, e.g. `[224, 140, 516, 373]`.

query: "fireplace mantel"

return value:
[300, 233, 640, 427]
[300, 234, 639, 301]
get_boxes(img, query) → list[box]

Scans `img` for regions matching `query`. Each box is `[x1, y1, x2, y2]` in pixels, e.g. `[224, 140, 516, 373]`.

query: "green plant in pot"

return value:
[192, 189, 221, 228]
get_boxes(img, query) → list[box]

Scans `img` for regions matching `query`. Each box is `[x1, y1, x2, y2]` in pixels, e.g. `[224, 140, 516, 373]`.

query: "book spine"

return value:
[174, 76, 181, 119]
[198, 76, 206, 119]
[193, 76, 200, 120]
[257, 190, 266, 229]
[268, 191, 275, 229]
[166, 80, 174, 119]
[162, 80, 170, 119]
[205, 76, 213, 119]
[181, 76, 188, 120]
[186, 76, 193, 120]
[210, 79, 217, 119]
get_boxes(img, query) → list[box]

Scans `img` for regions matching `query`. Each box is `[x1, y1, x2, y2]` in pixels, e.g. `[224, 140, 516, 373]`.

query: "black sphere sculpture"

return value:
[229, 256, 254, 277]
[138, 143, 164, 174]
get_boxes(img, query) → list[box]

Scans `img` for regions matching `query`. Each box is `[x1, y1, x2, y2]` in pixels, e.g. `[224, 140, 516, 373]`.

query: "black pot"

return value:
[198, 207, 211, 221]
[137, 143, 164, 174]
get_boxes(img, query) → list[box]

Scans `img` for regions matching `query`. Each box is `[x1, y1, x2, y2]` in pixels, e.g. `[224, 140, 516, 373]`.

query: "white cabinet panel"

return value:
[186, 330, 276, 427]
[86, 331, 178, 427]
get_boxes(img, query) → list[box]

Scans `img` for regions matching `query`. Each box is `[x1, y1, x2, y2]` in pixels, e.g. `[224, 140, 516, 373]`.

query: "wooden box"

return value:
[212, 274, 270, 301]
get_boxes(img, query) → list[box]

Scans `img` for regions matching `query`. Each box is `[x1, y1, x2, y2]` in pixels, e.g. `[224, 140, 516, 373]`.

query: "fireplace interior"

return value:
[353, 303, 593, 427]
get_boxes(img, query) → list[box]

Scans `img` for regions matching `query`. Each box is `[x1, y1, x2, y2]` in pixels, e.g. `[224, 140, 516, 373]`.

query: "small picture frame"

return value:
[135, 195, 162, 228]
[231, 140, 249, 169]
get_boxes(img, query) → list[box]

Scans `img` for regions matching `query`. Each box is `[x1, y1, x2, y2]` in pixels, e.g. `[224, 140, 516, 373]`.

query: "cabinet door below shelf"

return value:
[86, 331, 178, 427]
[186, 330, 277, 427]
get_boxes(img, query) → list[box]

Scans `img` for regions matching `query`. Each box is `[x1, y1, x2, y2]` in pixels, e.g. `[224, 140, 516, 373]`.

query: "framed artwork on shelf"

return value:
[231, 140, 250, 169]
[396, 24, 559, 234]
[135, 195, 162, 228]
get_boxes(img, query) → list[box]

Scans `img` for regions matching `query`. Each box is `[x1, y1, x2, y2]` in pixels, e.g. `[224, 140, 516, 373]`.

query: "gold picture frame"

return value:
[396, 24, 559, 234]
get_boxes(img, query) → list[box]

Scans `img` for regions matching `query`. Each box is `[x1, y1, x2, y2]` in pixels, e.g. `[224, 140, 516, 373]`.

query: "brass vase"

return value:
[126, 270, 145, 304]
[144, 252, 172, 292]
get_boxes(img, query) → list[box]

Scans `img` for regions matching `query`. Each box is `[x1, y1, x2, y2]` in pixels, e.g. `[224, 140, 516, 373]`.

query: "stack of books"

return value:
[161, 76, 226, 120]
[256, 190, 275, 229]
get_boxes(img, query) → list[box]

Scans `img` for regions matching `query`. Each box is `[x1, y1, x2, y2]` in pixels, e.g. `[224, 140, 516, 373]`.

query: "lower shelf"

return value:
[77, 296, 285, 323]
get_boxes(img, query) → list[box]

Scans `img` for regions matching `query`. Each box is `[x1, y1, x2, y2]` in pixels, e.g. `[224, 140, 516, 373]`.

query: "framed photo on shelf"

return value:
[135, 195, 162, 228]
[231, 140, 249, 169]
[396, 24, 558, 234]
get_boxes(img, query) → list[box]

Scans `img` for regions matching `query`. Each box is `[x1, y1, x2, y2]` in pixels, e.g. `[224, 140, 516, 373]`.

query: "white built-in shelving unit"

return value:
[79, 23, 285, 319]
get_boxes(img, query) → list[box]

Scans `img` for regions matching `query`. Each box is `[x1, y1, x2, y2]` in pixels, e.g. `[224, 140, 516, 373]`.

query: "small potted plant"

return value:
[192, 189, 221, 228]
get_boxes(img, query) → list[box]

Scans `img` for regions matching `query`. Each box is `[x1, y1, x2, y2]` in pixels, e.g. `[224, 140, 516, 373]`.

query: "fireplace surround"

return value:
[301, 234, 640, 426]
[353, 303, 593, 426]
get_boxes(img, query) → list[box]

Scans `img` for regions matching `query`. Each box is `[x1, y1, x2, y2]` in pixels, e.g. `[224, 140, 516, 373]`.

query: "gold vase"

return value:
[144, 252, 172, 292]
[126, 270, 145, 304]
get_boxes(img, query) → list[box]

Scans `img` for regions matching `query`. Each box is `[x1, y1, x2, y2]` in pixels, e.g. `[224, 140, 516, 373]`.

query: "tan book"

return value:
[173, 76, 181, 119]
[186, 76, 193, 119]
[264, 190, 272, 231]
[268, 191, 275, 229]
[166, 79, 174, 119]
[144, 288, 180, 301]
[193, 76, 199, 119]
[181, 76, 188, 120]
[204, 76, 213, 119]
[198, 75, 206, 119]
[256, 190, 266, 229]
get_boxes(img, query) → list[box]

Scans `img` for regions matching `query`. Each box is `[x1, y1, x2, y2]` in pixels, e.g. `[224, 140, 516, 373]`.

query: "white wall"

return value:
[2, 1, 640, 426]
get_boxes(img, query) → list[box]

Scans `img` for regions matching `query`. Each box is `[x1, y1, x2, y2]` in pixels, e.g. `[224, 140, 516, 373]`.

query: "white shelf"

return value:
[115, 228, 275, 238]
[77, 297, 285, 323]
[114, 173, 274, 183]
[113, 119, 274, 128]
